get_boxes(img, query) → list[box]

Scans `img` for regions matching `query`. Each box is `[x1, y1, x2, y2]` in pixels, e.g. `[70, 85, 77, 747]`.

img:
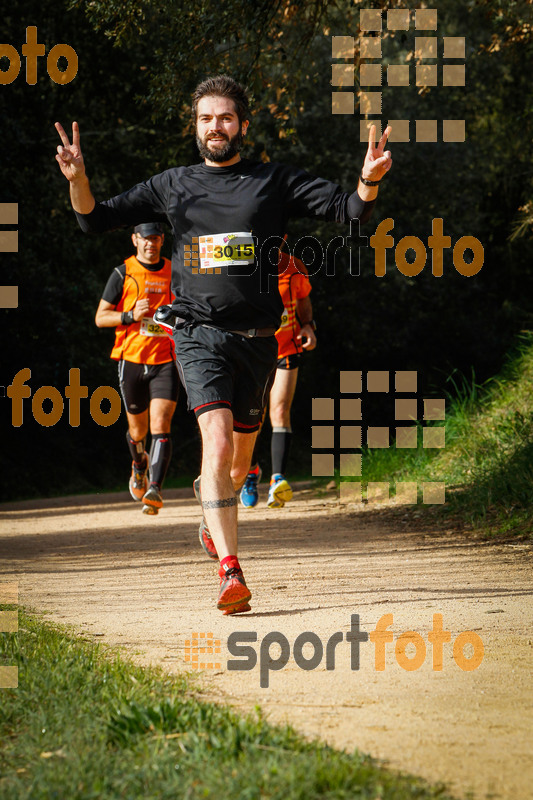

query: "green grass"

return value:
[0, 611, 454, 800]
[360, 334, 533, 537]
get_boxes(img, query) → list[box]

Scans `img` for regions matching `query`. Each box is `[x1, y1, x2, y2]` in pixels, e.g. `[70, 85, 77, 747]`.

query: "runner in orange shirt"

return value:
[240, 248, 317, 508]
[95, 223, 179, 515]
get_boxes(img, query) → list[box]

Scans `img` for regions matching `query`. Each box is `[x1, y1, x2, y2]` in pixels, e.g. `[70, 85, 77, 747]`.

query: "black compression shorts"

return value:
[173, 324, 277, 433]
[117, 359, 180, 414]
[276, 353, 301, 370]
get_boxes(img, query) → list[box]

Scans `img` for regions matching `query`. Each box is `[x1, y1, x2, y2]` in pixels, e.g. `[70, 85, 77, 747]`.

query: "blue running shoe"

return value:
[267, 474, 293, 509]
[240, 465, 262, 508]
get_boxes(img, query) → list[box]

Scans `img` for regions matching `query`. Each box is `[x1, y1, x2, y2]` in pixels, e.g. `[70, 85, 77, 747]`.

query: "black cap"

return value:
[133, 222, 164, 237]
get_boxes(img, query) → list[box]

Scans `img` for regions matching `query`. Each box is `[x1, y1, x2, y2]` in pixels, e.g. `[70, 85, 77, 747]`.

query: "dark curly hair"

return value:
[192, 75, 250, 125]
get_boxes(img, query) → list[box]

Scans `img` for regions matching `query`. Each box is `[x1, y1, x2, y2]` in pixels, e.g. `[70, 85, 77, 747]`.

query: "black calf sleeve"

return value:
[271, 427, 292, 476]
[149, 433, 172, 488]
[126, 431, 146, 466]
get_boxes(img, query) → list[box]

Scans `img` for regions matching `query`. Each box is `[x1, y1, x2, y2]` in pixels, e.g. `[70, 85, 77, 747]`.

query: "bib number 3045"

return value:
[198, 232, 255, 270]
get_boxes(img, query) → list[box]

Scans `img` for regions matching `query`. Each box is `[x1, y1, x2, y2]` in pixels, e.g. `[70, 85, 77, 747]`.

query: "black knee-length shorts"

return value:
[173, 324, 277, 433]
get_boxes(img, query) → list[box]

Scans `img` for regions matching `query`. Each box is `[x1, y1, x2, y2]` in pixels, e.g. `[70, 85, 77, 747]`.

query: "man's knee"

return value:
[149, 400, 176, 434]
[270, 402, 291, 428]
[200, 423, 234, 470]
[149, 415, 173, 434]
[128, 419, 148, 441]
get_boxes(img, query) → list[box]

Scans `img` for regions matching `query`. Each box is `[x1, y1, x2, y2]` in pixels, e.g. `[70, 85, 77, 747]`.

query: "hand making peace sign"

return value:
[54, 121, 85, 182]
[54, 121, 95, 213]
[361, 124, 393, 183]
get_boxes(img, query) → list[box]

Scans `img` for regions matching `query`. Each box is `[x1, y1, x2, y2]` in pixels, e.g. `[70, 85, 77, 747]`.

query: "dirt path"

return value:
[1, 485, 532, 800]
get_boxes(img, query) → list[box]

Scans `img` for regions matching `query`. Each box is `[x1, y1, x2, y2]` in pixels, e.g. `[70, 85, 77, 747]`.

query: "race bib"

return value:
[198, 232, 255, 271]
[139, 317, 166, 337]
[279, 307, 290, 328]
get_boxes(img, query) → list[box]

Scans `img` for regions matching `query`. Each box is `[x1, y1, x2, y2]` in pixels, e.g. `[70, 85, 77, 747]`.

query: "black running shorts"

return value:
[276, 353, 301, 370]
[173, 324, 278, 433]
[117, 359, 180, 415]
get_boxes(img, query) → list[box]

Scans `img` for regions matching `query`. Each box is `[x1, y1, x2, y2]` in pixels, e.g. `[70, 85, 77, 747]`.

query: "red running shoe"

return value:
[193, 476, 218, 560]
[222, 601, 251, 616]
[217, 566, 252, 613]
[199, 519, 218, 560]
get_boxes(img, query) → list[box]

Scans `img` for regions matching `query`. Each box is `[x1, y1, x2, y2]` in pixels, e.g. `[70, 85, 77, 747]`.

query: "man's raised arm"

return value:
[55, 121, 95, 214]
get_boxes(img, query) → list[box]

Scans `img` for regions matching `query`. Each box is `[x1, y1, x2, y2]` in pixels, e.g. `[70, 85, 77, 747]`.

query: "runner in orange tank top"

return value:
[95, 223, 180, 515]
[240, 248, 317, 509]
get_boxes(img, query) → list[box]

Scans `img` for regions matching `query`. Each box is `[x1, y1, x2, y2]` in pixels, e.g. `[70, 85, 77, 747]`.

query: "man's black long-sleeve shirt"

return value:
[77, 158, 374, 330]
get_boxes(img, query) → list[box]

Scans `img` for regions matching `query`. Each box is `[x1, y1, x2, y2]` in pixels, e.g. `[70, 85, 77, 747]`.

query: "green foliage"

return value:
[435, 334, 533, 526]
[72, 0, 333, 122]
[360, 333, 533, 536]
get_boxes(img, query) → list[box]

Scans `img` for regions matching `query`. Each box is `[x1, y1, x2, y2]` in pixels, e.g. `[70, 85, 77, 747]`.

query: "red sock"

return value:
[220, 555, 240, 573]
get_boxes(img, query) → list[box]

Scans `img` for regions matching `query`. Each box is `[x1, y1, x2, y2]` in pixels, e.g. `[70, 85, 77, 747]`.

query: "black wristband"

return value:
[301, 319, 317, 332]
[121, 311, 135, 325]
[359, 173, 382, 187]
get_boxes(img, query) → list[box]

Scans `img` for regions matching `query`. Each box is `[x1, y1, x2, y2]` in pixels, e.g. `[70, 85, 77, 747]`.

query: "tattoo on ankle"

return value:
[202, 497, 238, 509]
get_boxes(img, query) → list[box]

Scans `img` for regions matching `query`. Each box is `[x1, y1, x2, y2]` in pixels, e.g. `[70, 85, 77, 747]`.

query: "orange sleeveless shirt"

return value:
[276, 252, 312, 359]
[110, 256, 175, 364]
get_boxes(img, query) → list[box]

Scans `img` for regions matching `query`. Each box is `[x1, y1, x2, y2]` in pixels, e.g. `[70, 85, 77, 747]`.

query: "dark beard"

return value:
[196, 130, 243, 162]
